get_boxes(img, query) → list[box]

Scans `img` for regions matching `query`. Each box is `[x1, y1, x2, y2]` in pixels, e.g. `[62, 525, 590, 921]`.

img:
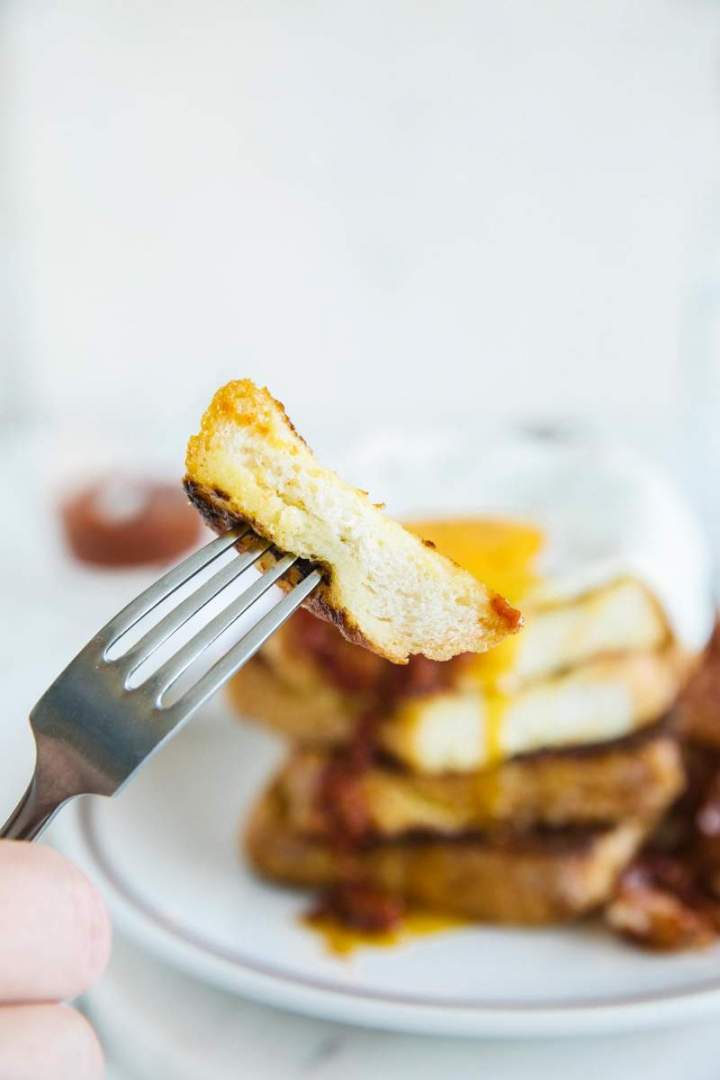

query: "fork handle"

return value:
[0, 778, 64, 842]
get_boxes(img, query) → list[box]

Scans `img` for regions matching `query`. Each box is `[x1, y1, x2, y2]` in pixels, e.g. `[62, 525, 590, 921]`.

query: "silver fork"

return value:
[1, 527, 321, 842]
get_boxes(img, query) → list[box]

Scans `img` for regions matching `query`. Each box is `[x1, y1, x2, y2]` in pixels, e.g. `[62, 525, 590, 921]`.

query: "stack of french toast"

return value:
[232, 566, 690, 925]
[185, 380, 717, 942]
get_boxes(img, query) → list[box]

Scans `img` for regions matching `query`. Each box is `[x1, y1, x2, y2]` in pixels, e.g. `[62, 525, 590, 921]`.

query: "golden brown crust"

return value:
[186, 380, 310, 455]
[244, 784, 649, 924]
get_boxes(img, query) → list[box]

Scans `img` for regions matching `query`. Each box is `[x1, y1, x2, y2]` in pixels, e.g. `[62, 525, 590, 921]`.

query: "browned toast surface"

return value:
[245, 784, 649, 924]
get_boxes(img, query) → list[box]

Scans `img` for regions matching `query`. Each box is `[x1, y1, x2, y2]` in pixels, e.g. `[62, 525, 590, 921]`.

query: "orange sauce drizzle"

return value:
[303, 908, 467, 958]
[408, 518, 544, 766]
[302, 518, 544, 958]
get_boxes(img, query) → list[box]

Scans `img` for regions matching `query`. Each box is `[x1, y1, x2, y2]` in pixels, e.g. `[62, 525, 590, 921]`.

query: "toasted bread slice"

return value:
[510, 578, 669, 688]
[277, 729, 683, 839]
[245, 785, 649, 924]
[228, 646, 686, 770]
[184, 380, 519, 663]
[381, 649, 685, 773]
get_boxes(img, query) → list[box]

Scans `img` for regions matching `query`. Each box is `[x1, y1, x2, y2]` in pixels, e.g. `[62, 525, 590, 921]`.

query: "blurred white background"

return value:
[4, 0, 720, 446]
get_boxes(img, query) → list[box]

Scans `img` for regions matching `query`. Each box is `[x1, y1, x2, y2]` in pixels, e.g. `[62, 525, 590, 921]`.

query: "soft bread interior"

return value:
[509, 578, 668, 688]
[383, 649, 684, 773]
[185, 381, 519, 663]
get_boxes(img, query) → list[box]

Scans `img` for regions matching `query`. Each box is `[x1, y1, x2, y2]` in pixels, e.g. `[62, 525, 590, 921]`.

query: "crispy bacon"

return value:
[607, 628, 720, 951]
[383, 653, 467, 699]
[295, 605, 468, 850]
[316, 710, 382, 846]
[606, 855, 719, 950]
[290, 609, 385, 693]
[290, 608, 465, 700]
[319, 757, 371, 845]
[491, 592, 523, 630]
[675, 624, 720, 749]
[309, 882, 405, 933]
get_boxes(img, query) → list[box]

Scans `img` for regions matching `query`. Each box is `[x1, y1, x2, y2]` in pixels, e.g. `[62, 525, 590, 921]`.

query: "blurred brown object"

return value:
[60, 477, 203, 568]
[308, 882, 405, 933]
[606, 854, 719, 950]
[674, 624, 720, 748]
[606, 622, 720, 950]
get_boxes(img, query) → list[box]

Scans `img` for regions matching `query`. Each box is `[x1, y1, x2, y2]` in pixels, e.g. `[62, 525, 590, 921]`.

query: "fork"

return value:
[0, 527, 321, 842]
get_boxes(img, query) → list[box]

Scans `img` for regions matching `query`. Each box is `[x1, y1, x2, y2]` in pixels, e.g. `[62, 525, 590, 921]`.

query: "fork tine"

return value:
[101, 528, 246, 651]
[144, 552, 302, 702]
[117, 538, 273, 682]
[162, 568, 323, 725]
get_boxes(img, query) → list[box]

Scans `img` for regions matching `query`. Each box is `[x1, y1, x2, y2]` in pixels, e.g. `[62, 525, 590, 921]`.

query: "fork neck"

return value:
[0, 778, 64, 841]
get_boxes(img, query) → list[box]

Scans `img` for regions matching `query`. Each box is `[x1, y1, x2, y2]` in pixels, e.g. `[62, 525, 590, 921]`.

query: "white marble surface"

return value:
[92, 935, 720, 1080]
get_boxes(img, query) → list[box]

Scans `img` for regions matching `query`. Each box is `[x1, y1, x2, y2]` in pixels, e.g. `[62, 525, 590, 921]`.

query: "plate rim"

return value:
[53, 797, 720, 1038]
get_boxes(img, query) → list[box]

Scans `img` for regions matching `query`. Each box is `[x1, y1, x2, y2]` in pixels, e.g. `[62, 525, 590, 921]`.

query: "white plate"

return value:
[53, 709, 720, 1038]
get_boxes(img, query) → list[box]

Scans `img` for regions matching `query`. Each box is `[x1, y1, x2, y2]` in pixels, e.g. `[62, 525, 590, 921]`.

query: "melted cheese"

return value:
[408, 518, 544, 765]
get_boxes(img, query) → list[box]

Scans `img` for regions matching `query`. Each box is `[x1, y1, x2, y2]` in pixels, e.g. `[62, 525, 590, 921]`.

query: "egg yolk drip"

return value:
[304, 908, 466, 957]
[408, 518, 544, 765]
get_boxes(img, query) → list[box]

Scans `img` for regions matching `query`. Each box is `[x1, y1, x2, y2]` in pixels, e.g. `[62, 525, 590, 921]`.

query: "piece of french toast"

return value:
[184, 380, 520, 664]
[274, 727, 683, 839]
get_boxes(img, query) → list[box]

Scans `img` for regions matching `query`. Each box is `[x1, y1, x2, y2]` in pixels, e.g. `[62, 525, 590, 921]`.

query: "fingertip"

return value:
[0, 841, 112, 1000]
[54, 1005, 106, 1079]
[0, 1003, 105, 1079]
[65, 853, 113, 991]
[27, 843, 112, 991]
